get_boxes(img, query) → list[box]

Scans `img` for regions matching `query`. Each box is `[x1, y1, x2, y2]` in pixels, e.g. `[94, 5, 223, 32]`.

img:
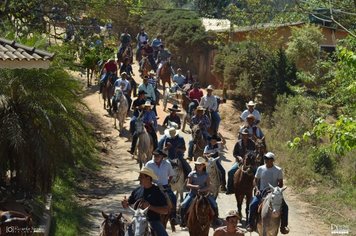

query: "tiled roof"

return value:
[0, 37, 54, 62]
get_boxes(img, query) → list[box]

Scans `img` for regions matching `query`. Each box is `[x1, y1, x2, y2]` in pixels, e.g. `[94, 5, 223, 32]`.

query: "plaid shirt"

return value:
[190, 114, 211, 131]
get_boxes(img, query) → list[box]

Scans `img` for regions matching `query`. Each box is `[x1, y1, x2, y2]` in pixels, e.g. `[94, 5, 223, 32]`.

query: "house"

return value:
[0, 37, 54, 69]
[199, 20, 349, 89]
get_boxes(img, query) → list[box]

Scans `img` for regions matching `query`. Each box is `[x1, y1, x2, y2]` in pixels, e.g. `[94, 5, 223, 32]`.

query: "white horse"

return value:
[113, 89, 128, 134]
[206, 156, 221, 199]
[257, 184, 287, 236]
[169, 158, 185, 203]
[162, 85, 182, 111]
[127, 206, 153, 236]
[135, 115, 154, 169]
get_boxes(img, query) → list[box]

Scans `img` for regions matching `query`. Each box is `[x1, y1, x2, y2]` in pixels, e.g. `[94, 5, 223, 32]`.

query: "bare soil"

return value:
[76, 63, 331, 236]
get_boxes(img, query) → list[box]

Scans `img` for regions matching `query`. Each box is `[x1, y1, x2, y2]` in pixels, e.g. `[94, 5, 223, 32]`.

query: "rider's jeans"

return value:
[181, 192, 218, 212]
[215, 160, 226, 185]
[248, 194, 289, 228]
[227, 162, 239, 192]
[211, 111, 221, 133]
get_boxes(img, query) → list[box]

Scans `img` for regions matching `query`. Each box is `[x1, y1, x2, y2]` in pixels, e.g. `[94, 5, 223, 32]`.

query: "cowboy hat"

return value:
[225, 210, 240, 220]
[164, 127, 180, 138]
[206, 85, 214, 90]
[149, 70, 156, 75]
[196, 106, 205, 111]
[240, 128, 249, 135]
[194, 157, 207, 165]
[168, 104, 181, 112]
[139, 166, 158, 181]
[143, 101, 153, 108]
[246, 114, 255, 120]
[207, 134, 221, 141]
[246, 101, 256, 107]
[264, 152, 275, 160]
[152, 148, 168, 157]
[121, 71, 127, 76]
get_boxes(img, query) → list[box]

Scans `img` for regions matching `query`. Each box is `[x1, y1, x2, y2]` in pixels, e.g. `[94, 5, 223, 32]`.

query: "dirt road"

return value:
[77, 63, 331, 236]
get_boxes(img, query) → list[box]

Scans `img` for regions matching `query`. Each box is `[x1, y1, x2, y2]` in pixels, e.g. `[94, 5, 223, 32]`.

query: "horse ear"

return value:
[129, 206, 136, 213]
[143, 206, 149, 214]
[102, 211, 108, 219]
[281, 186, 287, 192]
[269, 183, 274, 190]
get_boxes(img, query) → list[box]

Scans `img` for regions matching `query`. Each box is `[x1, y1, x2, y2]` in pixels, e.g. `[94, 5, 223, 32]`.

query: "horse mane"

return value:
[187, 195, 213, 235]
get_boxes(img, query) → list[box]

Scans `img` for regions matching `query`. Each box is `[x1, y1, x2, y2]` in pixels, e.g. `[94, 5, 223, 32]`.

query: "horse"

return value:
[113, 89, 128, 134]
[257, 185, 287, 236]
[0, 210, 33, 235]
[255, 138, 267, 166]
[233, 151, 257, 222]
[141, 56, 152, 77]
[82, 55, 101, 87]
[102, 73, 116, 110]
[117, 45, 133, 66]
[169, 158, 186, 203]
[158, 62, 171, 92]
[162, 88, 181, 112]
[135, 116, 154, 169]
[181, 93, 192, 132]
[100, 211, 126, 236]
[186, 193, 214, 236]
[128, 206, 154, 236]
[191, 124, 206, 161]
[206, 157, 221, 199]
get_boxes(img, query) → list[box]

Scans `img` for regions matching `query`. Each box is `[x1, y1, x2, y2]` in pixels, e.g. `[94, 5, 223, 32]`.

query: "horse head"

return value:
[255, 139, 266, 165]
[101, 211, 125, 236]
[135, 116, 145, 134]
[191, 124, 203, 142]
[242, 151, 257, 176]
[167, 121, 179, 129]
[169, 159, 183, 184]
[129, 206, 150, 236]
[267, 184, 287, 218]
[195, 193, 213, 227]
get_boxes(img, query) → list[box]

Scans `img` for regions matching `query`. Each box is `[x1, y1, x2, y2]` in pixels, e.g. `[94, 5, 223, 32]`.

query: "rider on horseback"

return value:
[120, 57, 136, 97]
[121, 166, 169, 236]
[99, 58, 118, 94]
[171, 68, 186, 92]
[151, 34, 162, 60]
[145, 148, 178, 226]
[136, 27, 149, 52]
[138, 76, 157, 115]
[246, 152, 289, 234]
[127, 101, 158, 155]
[180, 157, 220, 228]
[240, 101, 261, 125]
[203, 134, 227, 192]
[239, 114, 265, 142]
[139, 41, 157, 72]
[200, 85, 221, 134]
[147, 70, 160, 105]
[226, 128, 256, 195]
[158, 127, 192, 179]
[113, 72, 131, 112]
[163, 104, 181, 129]
[156, 44, 173, 77]
[117, 28, 132, 60]
[129, 90, 146, 135]
[188, 82, 204, 116]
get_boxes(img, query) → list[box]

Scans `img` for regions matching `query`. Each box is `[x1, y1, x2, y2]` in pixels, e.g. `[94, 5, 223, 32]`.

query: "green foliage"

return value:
[286, 24, 325, 72]
[310, 148, 335, 176]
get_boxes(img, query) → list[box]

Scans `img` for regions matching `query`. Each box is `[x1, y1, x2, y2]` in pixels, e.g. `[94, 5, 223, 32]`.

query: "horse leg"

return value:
[245, 193, 252, 224]
[182, 114, 187, 132]
[236, 194, 243, 220]
[114, 115, 117, 129]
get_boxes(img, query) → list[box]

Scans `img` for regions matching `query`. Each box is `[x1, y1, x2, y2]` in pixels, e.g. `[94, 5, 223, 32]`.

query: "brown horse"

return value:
[255, 139, 267, 166]
[158, 62, 171, 92]
[141, 56, 152, 77]
[117, 45, 133, 66]
[100, 211, 126, 236]
[186, 193, 214, 236]
[0, 210, 33, 235]
[191, 124, 206, 161]
[233, 151, 257, 222]
[102, 73, 115, 110]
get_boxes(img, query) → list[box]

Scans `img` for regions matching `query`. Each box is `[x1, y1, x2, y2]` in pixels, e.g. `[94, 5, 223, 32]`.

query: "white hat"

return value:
[194, 157, 207, 165]
[246, 101, 256, 107]
[139, 166, 158, 180]
[264, 152, 275, 160]
[143, 101, 153, 108]
[164, 127, 179, 138]
[206, 85, 214, 90]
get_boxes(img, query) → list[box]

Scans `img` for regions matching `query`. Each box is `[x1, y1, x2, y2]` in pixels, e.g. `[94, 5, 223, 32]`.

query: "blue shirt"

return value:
[159, 135, 185, 159]
[172, 74, 186, 87]
[190, 115, 211, 131]
[138, 83, 156, 102]
[142, 110, 157, 130]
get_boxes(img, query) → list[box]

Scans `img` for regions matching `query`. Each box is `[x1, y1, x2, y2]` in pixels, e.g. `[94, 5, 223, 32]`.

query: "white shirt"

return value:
[145, 159, 174, 186]
[200, 95, 218, 112]
[114, 78, 131, 93]
[240, 109, 261, 122]
[255, 165, 283, 191]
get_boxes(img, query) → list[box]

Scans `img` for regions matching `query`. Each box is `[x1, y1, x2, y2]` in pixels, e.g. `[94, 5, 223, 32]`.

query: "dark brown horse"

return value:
[186, 193, 214, 236]
[100, 211, 126, 236]
[141, 56, 152, 77]
[158, 62, 171, 92]
[117, 45, 133, 66]
[0, 210, 33, 235]
[233, 151, 257, 222]
[255, 138, 267, 166]
[191, 124, 206, 161]
[102, 73, 115, 110]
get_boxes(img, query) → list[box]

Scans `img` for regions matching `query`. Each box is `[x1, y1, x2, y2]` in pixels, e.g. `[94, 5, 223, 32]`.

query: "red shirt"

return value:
[189, 88, 203, 102]
[104, 61, 117, 73]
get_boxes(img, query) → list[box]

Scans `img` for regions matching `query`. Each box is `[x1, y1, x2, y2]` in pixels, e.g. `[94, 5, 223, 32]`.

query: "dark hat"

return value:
[168, 104, 181, 112]
[138, 90, 147, 96]
[208, 134, 221, 141]
[152, 148, 168, 157]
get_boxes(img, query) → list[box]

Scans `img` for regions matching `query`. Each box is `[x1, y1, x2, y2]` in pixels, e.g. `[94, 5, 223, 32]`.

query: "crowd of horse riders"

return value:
[95, 28, 290, 236]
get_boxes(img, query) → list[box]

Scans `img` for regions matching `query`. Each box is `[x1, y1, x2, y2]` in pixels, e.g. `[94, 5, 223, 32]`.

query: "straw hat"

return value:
[143, 101, 153, 108]
[225, 210, 240, 220]
[139, 166, 158, 180]
[206, 85, 214, 91]
[246, 101, 256, 108]
[164, 127, 180, 138]
[194, 157, 207, 165]
[196, 106, 205, 111]
[149, 70, 156, 75]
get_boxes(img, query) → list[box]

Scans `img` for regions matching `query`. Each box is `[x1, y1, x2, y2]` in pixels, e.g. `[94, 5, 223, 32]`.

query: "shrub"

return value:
[310, 148, 335, 176]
